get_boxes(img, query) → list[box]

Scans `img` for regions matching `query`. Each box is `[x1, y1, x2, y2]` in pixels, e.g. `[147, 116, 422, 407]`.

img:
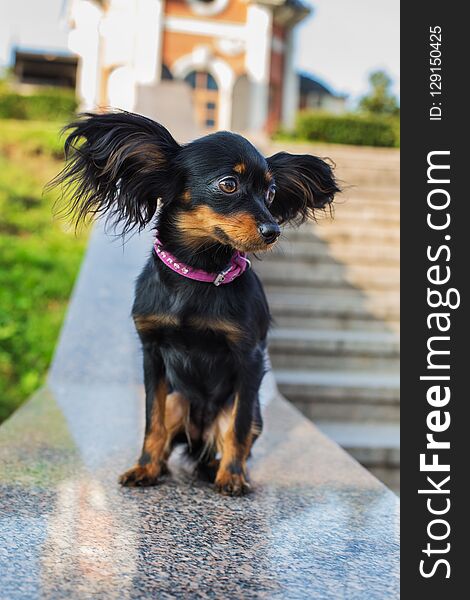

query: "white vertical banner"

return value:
[134, 0, 165, 85]
[281, 28, 299, 130]
[245, 4, 272, 132]
[68, 0, 103, 110]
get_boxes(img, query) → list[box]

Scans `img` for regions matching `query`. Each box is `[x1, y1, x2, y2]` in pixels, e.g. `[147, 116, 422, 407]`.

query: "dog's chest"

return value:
[133, 310, 247, 348]
[134, 309, 243, 402]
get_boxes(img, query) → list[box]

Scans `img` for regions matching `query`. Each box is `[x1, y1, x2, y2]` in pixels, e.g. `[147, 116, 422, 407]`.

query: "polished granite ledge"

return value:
[0, 225, 399, 599]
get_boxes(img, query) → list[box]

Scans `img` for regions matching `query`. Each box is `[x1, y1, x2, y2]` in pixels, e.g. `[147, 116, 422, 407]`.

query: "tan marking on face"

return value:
[265, 171, 274, 183]
[181, 189, 191, 203]
[233, 163, 246, 174]
[189, 316, 243, 344]
[134, 314, 180, 332]
[176, 206, 263, 251]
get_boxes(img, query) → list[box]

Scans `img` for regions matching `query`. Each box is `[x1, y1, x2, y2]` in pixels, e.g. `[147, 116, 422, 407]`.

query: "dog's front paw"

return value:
[214, 471, 251, 497]
[118, 465, 161, 487]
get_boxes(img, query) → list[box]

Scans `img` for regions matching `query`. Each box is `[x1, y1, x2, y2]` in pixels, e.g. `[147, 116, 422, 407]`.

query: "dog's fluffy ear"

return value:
[50, 111, 181, 234]
[266, 152, 340, 225]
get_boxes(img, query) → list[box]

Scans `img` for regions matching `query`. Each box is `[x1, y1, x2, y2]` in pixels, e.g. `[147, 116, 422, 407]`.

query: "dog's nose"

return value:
[258, 222, 281, 244]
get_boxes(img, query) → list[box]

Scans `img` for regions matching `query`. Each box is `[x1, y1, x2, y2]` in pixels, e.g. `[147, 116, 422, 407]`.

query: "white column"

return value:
[281, 28, 299, 130]
[245, 4, 272, 132]
[218, 87, 233, 130]
[68, 0, 103, 110]
[212, 57, 235, 131]
[134, 0, 165, 85]
[107, 66, 136, 110]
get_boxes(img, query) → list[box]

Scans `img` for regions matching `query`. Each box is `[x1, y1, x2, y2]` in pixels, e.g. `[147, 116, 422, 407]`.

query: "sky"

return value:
[0, 0, 69, 65]
[296, 0, 400, 105]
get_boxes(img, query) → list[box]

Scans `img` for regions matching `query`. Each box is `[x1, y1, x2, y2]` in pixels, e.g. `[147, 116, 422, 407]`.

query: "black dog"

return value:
[53, 111, 339, 495]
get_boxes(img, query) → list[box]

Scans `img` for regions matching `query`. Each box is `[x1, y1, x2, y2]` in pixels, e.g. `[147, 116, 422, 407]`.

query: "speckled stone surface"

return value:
[0, 225, 399, 599]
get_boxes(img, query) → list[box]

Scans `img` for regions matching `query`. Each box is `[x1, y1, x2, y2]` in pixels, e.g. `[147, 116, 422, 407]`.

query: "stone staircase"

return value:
[256, 142, 400, 491]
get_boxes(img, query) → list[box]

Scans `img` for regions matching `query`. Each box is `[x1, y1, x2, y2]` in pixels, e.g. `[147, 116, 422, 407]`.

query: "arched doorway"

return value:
[184, 70, 219, 130]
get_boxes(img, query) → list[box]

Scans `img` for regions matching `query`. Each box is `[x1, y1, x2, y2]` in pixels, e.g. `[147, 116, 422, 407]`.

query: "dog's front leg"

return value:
[215, 351, 264, 496]
[119, 347, 168, 487]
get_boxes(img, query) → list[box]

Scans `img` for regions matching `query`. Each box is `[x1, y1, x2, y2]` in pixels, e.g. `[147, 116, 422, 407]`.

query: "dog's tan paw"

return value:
[118, 465, 161, 487]
[214, 471, 251, 496]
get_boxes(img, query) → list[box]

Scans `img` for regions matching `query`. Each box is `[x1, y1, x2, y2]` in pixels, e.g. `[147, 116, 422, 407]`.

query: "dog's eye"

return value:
[266, 185, 276, 206]
[219, 177, 238, 194]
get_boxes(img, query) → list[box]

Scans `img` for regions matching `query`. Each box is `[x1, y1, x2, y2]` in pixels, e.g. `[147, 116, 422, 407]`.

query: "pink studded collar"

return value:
[153, 234, 250, 286]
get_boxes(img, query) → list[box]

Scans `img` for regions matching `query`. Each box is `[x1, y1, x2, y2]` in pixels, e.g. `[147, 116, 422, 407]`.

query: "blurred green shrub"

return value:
[283, 111, 399, 147]
[0, 88, 77, 121]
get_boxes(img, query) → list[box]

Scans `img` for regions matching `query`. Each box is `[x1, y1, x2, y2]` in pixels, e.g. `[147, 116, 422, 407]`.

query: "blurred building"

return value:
[4, 1, 342, 134]
[299, 73, 347, 114]
[66, 0, 309, 133]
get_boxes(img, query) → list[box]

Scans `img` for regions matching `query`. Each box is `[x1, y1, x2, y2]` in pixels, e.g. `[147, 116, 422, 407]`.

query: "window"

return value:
[184, 71, 219, 130]
[184, 71, 218, 92]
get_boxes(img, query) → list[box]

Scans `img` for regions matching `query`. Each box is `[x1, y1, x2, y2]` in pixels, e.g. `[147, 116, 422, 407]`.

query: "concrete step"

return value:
[284, 223, 400, 245]
[271, 354, 399, 372]
[269, 240, 400, 266]
[336, 165, 400, 188]
[266, 287, 400, 330]
[276, 369, 400, 403]
[262, 145, 400, 202]
[316, 421, 400, 493]
[294, 399, 400, 423]
[316, 421, 400, 466]
[287, 210, 400, 228]
[339, 186, 399, 205]
[269, 328, 399, 371]
[334, 195, 399, 217]
[332, 206, 400, 225]
[267, 141, 400, 169]
[256, 260, 400, 290]
[273, 314, 399, 332]
[276, 369, 400, 423]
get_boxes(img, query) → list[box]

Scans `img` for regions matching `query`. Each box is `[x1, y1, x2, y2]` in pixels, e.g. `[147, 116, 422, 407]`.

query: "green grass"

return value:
[0, 119, 66, 157]
[0, 119, 89, 422]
